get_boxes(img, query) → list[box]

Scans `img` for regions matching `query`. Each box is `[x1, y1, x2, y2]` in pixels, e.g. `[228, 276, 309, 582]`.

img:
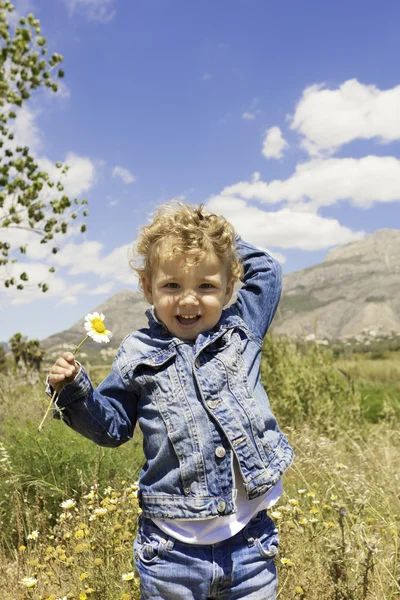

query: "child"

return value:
[48, 202, 294, 599]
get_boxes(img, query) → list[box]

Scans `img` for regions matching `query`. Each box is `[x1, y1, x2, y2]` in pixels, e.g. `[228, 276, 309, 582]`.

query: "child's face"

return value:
[141, 246, 235, 341]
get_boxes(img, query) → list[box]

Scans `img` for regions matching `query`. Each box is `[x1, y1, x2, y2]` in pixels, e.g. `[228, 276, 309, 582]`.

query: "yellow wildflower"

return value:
[79, 571, 89, 580]
[280, 558, 295, 567]
[75, 530, 85, 538]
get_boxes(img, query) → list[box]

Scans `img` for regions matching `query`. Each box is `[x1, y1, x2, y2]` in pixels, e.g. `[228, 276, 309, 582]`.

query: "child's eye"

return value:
[164, 282, 179, 289]
[200, 283, 214, 289]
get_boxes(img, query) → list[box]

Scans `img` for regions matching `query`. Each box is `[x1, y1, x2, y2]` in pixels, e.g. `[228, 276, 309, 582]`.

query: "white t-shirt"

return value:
[153, 455, 282, 544]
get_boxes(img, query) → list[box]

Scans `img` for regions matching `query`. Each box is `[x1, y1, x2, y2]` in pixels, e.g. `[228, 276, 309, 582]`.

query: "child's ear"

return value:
[141, 275, 153, 304]
[223, 278, 235, 305]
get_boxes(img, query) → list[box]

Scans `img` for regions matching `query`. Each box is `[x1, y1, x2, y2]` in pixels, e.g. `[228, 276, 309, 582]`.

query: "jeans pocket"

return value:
[246, 512, 279, 560]
[134, 531, 166, 566]
[254, 524, 279, 560]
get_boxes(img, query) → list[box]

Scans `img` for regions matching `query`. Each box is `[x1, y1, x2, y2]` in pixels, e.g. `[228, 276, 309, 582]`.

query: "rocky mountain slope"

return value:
[41, 229, 400, 353]
[273, 229, 400, 339]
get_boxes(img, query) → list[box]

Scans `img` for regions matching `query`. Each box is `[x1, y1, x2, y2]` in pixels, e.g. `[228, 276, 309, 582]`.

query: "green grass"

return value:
[1, 336, 400, 599]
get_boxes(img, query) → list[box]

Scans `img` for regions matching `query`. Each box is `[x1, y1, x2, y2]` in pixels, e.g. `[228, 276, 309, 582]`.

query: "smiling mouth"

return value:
[175, 315, 201, 328]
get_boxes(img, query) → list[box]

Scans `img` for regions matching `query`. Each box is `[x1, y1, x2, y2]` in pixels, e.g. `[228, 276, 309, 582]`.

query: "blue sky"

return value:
[1, 0, 400, 342]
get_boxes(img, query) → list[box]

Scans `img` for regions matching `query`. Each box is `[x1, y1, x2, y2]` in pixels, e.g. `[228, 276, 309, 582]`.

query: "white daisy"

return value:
[61, 499, 76, 510]
[20, 577, 37, 588]
[122, 572, 135, 581]
[84, 312, 112, 343]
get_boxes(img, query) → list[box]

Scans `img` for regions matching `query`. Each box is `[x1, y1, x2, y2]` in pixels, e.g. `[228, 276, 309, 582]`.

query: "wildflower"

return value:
[79, 571, 89, 580]
[309, 517, 319, 523]
[327, 521, 336, 528]
[19, 545, 26, 552]
[310, 507, 319, 514]
[298, 489, 306, 494]
[271, 511, 282, 520]
[93, 507, 108, 517]
[288, 499, 299, 506]
[335, 463, 349, 470]
[27, 530, 39, 540]
[39, 312, 112, 430]
[280, 558, 295, 567]
[74, 542, 89, 553]
[79, 594, 87, 600]
[94, 558, 103, 566]
[75, 529, 85, 538]
[61, 499, 76, 510]
[122, 572, 135, 581]
[20, 577, 38, 588]
[85, 312, 113, 343]
[121, 595, 131, 600]
[84, 490, 96, 500]
[104, 486, 113, 495]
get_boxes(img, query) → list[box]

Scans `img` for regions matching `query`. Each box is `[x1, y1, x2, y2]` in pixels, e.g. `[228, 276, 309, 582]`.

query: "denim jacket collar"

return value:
[145, 305, 251, 354]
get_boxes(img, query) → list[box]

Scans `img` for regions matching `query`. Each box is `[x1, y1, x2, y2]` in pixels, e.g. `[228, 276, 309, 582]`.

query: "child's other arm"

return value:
[231, 235, 282, 341]
[46, 353, 137, 448]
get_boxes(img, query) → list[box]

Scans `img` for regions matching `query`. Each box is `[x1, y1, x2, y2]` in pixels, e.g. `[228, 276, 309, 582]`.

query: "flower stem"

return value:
[38, 335, 90, 432]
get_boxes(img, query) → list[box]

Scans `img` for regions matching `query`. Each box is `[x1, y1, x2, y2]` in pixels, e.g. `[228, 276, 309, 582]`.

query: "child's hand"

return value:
[49, 353, 79, 393]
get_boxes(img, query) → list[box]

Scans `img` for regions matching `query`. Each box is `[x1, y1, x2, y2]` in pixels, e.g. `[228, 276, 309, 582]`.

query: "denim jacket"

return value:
[48, 237, 294, 520]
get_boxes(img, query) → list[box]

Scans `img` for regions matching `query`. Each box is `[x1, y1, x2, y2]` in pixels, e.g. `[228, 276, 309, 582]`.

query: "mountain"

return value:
[273, 229, 400, 339]
[41, 229, 400, 353]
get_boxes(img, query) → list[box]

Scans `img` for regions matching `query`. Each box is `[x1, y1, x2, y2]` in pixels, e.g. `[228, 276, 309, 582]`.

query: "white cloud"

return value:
[58, 295, 79, 305]
[38, 152, 97, 197]
[53, 240, 136, 284]
[112, 166, 136, 184]
[206, 195, 364, 251]
[64, 0, 116, 22]
[2, 260, 87, 306]
[291, 79, 400, 156]
[242, 112, 256, 120]
[88, 282, 115, 295]
[242, 98, 261, 121]
[54, 81, 71, 99]
[262, 126, 289, 159]
[9, 105, 42, 154]
[222, 156, 400, 210]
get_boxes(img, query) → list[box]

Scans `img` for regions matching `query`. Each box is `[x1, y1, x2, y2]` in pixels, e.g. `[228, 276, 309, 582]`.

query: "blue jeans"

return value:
[133, 510, 279, 599]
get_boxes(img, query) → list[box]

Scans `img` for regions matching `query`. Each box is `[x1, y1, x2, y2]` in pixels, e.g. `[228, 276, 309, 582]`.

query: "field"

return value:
[0, 336, 399, 599]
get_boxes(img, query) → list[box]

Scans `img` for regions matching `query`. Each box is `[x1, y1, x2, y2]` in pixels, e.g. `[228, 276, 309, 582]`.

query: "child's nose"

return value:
[179, 290, 199, 306]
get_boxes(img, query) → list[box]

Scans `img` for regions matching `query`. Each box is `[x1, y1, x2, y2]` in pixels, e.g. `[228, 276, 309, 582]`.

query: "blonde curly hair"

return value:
[130, 201, 244, 289]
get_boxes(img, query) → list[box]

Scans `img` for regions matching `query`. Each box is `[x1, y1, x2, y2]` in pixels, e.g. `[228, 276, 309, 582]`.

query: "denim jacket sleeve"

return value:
[231, 235, 282, 341]
[45, 357, 137, 448]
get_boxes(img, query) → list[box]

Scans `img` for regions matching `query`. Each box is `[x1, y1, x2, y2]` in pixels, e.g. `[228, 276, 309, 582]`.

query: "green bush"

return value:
[261, 335, 362, 436]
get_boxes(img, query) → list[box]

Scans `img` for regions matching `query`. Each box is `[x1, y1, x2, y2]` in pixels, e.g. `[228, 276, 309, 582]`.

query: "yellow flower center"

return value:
[92, 318, 106, 333]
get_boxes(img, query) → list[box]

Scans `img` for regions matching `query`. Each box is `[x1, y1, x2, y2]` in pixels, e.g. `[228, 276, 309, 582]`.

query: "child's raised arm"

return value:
[231, 235, 282, 341]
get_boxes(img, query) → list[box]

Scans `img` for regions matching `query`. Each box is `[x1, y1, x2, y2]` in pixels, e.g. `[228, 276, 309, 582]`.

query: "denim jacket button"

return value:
[207, 400, 219, 409]
[215, 446, 226, 458]
[194, 358, 201, 368]
[217, 500, 226, 513]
